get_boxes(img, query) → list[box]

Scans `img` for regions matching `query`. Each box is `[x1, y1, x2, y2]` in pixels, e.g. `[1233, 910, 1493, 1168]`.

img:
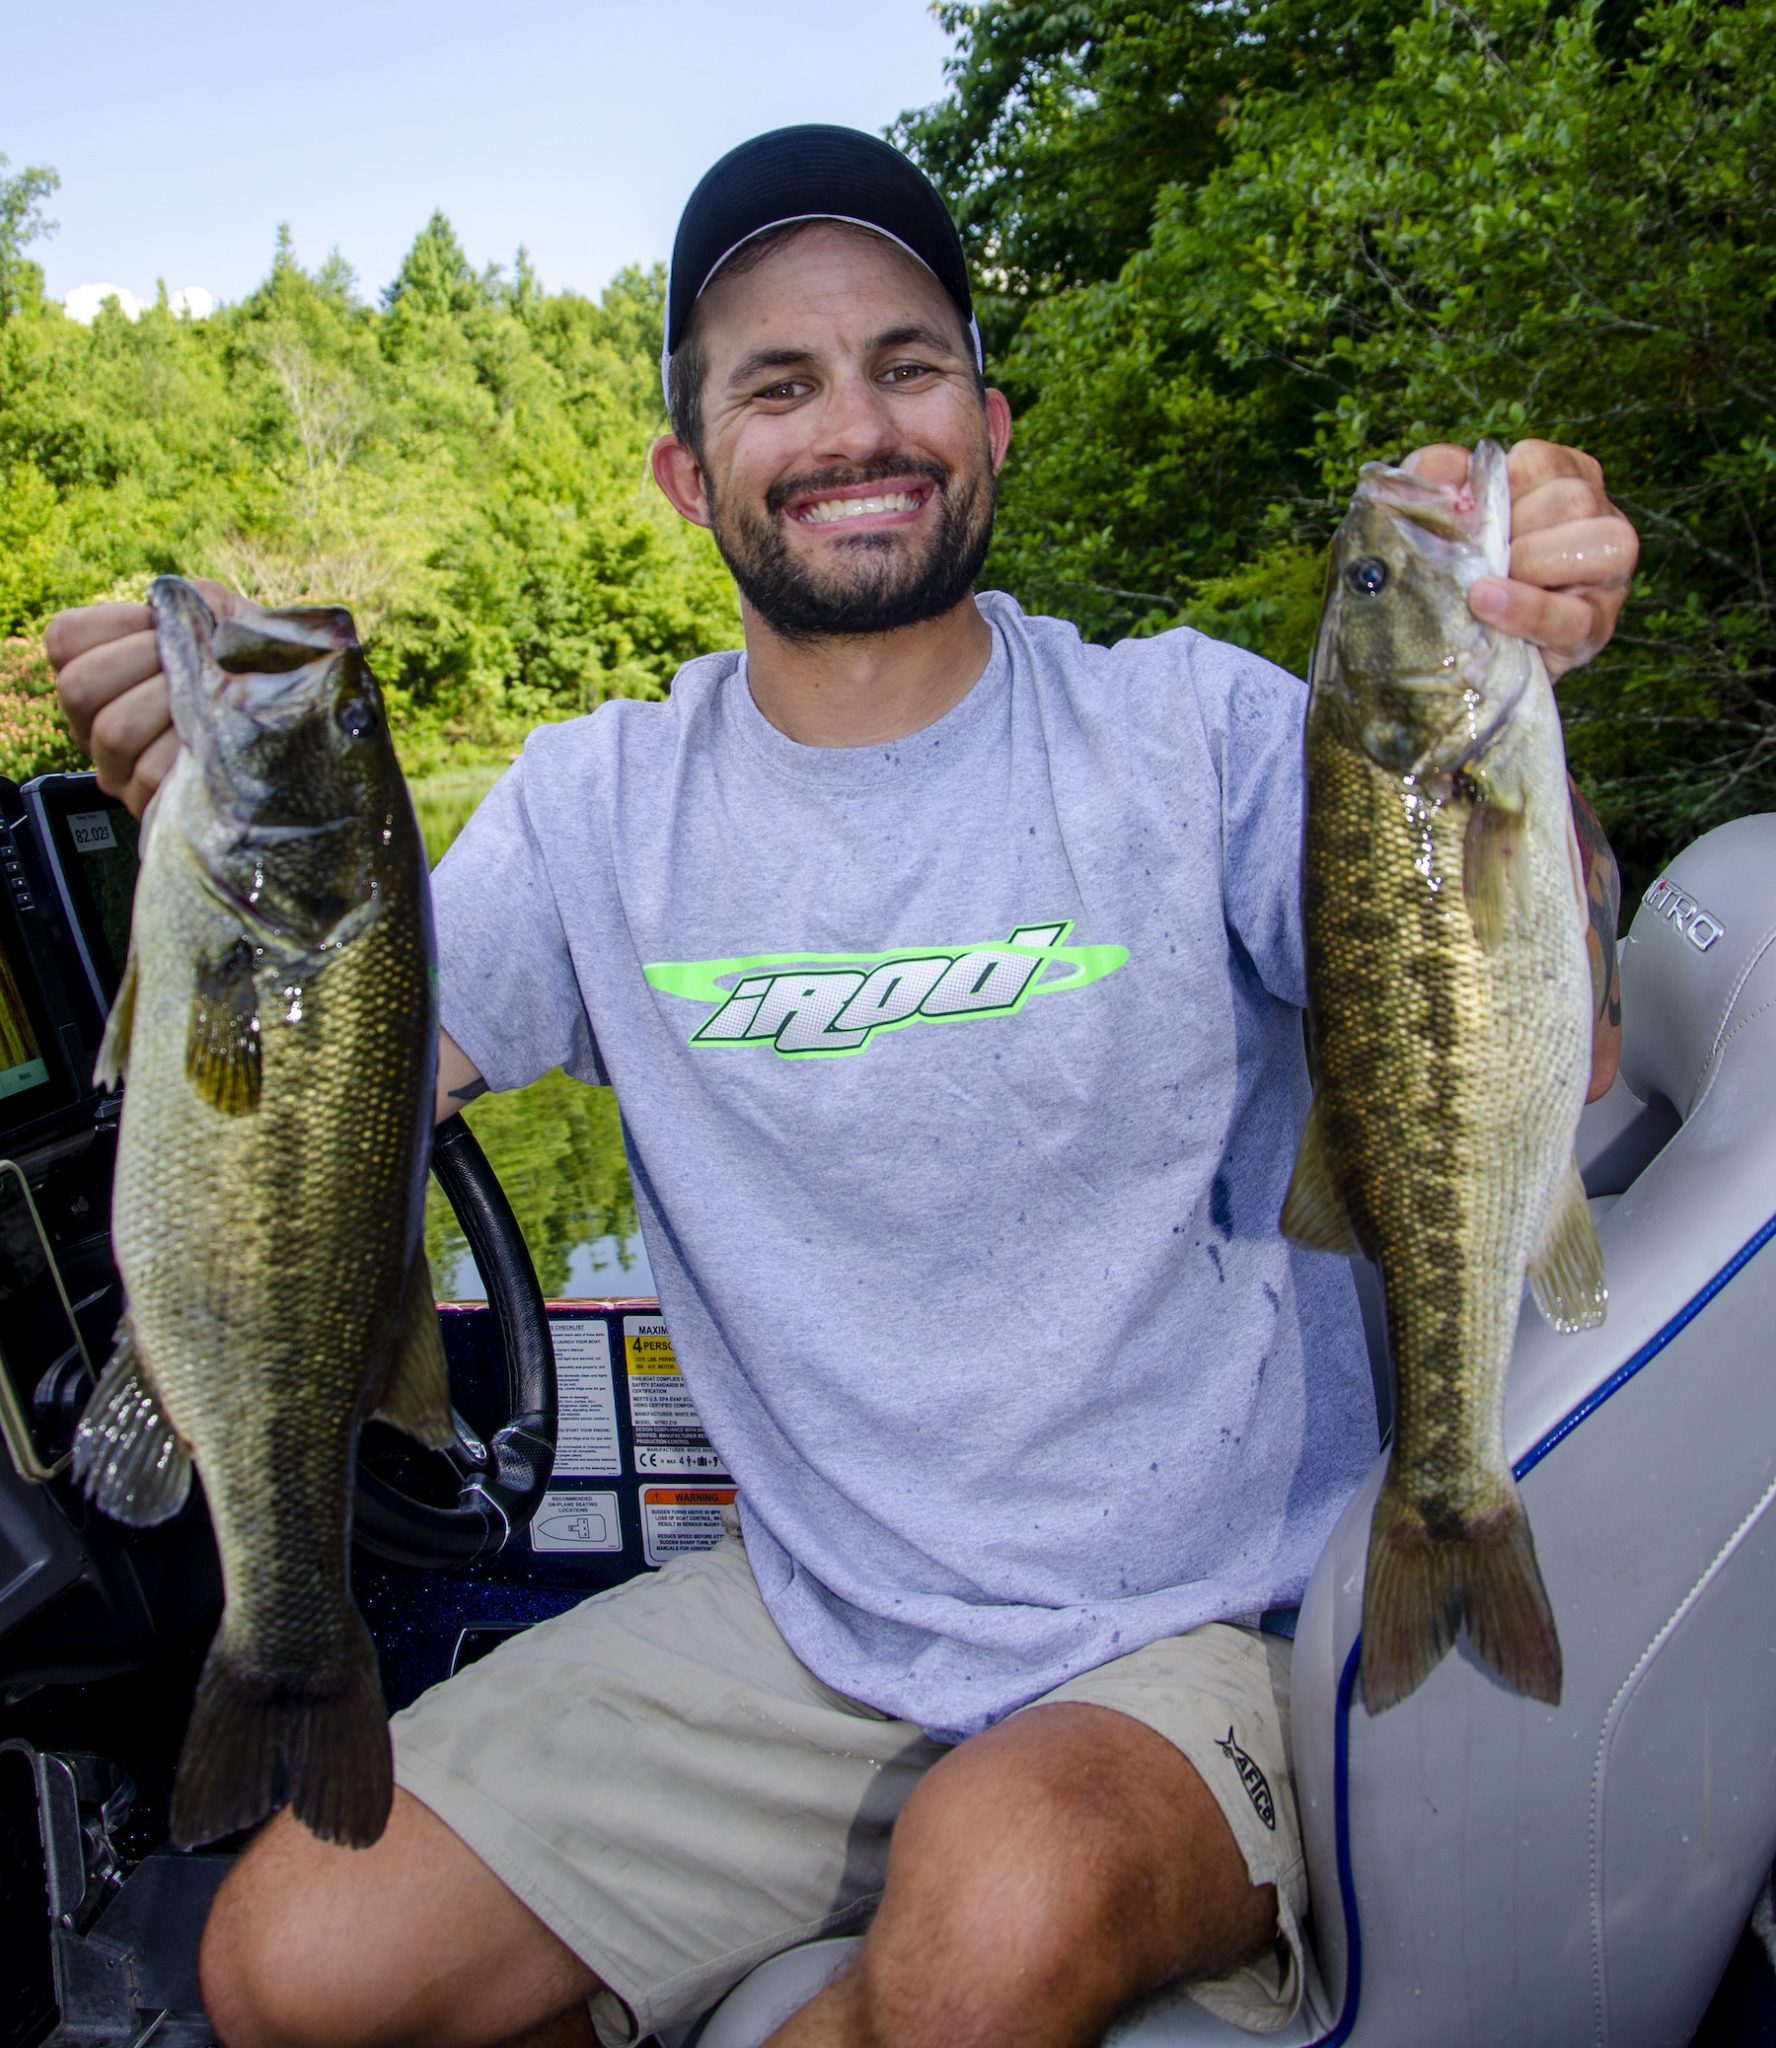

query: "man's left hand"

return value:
[1404, 438, 1638, 683]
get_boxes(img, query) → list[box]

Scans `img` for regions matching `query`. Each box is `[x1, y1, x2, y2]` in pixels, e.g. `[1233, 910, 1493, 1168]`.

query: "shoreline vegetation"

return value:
[4, 0, 1772, 899]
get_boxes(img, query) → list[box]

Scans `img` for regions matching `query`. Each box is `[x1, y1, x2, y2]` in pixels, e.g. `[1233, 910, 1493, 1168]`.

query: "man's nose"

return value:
[811, 370, 899, 464]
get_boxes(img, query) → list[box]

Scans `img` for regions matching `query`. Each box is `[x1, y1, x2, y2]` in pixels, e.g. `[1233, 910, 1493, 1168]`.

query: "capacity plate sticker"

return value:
[529, 1488, 623, 1555]
[641, 1485, 736, 1567]
[552, 1318, 621, 1478]
[622, 1315, 729, 1478]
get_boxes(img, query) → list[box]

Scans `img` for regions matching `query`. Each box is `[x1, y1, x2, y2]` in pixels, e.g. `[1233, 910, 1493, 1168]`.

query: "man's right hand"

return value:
[45, 578, 248, 820]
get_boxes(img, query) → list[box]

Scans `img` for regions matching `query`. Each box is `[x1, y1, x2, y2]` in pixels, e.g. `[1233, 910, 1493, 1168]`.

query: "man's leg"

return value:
[200, 1788, 599, 2048]
[768, 1701, 1276, 2048]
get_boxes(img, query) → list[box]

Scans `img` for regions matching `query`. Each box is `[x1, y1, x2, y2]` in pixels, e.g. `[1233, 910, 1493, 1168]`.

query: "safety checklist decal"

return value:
[642, 1485, 736, 1567]
[623, 1315, 729, 1478]
[530, 1489, 623, 1555]
[551, 1318, 622, 1479]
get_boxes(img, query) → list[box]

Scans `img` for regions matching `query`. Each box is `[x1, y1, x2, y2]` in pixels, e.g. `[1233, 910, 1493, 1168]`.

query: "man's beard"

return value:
[707, 454, 996, 643]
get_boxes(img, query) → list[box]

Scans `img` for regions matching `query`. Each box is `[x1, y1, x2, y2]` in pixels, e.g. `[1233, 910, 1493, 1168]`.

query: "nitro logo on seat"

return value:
[1643, 876, 1724, 952]
[643, 921, 1128, 1059]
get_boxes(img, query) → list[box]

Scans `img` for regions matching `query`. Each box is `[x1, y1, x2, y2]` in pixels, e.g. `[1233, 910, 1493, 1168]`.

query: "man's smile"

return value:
[792, 483, 933, 529]
[765, 459, 948, 541]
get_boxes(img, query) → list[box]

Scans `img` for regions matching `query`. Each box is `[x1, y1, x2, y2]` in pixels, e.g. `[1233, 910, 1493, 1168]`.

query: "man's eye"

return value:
[883, 362, 932, 384]
[756, 380, 805, 401]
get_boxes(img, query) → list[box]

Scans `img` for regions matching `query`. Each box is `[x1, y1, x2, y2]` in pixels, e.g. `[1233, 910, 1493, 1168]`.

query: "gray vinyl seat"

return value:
[674, 814, 1776, 2048]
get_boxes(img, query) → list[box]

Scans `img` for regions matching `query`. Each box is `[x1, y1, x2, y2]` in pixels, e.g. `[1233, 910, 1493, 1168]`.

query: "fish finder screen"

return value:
[56, 802, 139, 1000]
[23, 779, 141, 1016]
[0, 922, 52, 1109]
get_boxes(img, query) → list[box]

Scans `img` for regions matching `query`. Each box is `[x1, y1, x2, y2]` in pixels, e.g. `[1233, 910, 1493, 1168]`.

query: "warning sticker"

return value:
[623, 1315, 729, 1478]
[641, 1485, 737, 1567]
[552, 1318, 622, 1479]
[530, 1488, 623, 1555]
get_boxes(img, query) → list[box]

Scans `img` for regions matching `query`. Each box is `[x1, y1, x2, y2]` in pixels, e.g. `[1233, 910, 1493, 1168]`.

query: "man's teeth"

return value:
[798, 492, 921, 525]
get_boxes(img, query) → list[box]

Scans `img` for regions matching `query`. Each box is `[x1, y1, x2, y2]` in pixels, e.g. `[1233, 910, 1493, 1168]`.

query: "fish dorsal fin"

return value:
[95, 951, 138, 1091]
[1281, 1096, 1361, 1256]
[73, 1317, 194, 1526]
[1528, 1162, 1608, 1332]
[186, 938, 263, 1115]
[371, 1254, 455, 1449]
[1462, 792, 1534, 953]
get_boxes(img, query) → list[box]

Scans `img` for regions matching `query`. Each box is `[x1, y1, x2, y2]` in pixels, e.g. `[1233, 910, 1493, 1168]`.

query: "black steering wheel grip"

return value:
[352, 1114, 557, 1569]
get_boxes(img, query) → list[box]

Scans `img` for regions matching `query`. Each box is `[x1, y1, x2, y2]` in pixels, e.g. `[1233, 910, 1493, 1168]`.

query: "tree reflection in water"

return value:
[412, 769, 651, 1302]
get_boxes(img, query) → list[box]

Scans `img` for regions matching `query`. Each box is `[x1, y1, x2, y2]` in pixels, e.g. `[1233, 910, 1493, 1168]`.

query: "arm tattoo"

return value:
[448, 1077, 489, 1105]
[1568, 777, 1622, 1031]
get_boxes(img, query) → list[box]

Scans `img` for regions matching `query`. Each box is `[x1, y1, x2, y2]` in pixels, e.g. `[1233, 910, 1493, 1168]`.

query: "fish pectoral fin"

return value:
[1462, 793, 1534, 953]
[371, 1255, 455, 1450]
[72, 1318, 194, 1526]
[186, 938, 263, 1115]
[1528, 1162, 1608, 1332]
[1280, 1097, 1361, 1256]
[95, 951, 138, 1090]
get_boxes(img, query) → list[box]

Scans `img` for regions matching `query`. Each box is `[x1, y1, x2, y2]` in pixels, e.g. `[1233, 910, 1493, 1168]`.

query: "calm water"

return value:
[412, 768, 654, 1302]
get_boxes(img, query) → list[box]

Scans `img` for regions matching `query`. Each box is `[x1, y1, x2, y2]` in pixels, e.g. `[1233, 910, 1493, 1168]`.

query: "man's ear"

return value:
[650, 434, 712, 528]
[985, 388, 1013, 476]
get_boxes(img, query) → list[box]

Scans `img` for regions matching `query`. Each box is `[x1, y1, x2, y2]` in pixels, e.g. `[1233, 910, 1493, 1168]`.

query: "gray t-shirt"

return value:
[433, 591, 1376, 1742]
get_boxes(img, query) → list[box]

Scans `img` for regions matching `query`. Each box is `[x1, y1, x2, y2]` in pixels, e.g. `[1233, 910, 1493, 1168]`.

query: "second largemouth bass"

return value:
[74, 577, 451, 1846]
[1282, 441, 1606, 1714]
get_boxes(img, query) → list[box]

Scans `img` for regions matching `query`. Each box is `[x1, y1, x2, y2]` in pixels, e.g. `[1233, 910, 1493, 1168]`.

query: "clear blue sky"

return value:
[8, 0, 960, 307]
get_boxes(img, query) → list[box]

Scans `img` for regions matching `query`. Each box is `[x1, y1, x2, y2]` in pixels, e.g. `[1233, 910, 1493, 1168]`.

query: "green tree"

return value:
[0, 197, 739, 782]
[0, 154, 59, 320]
[895, 2, 1416, 352]
[903, 0, 1776, 886]
[382, 210, 487, 319]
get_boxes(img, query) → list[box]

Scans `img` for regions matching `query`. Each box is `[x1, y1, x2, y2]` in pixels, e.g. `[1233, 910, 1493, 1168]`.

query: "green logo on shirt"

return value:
[643, 922, 1127, 1059]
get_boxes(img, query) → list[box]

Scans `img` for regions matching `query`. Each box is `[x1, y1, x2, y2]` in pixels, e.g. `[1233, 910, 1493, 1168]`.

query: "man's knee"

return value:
[875, 1735, 1154, 1991]
[856, 1703, 1275, 2041]
[199, 1788, 596, 2048]
[200, 1811, 373, 2048]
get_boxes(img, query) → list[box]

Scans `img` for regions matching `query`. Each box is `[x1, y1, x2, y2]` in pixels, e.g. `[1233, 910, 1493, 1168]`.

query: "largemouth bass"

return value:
[73, 577, 451, 1846]
[1282, 441, 1606, 1714]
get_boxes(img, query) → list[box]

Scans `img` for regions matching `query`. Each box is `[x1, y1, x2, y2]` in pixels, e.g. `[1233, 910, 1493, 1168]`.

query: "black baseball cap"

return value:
[661, 124, 981, 404]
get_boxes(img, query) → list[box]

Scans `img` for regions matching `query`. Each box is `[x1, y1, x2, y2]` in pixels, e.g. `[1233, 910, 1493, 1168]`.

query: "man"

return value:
[49, 126, 1635, 2048]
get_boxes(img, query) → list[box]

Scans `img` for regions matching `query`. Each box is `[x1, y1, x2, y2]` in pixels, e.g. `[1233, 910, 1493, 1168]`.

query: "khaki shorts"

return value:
[392, 1526, 1308, 2044]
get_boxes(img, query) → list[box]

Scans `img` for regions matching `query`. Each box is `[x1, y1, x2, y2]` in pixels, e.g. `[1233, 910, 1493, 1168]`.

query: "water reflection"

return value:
[412, 768, 654, 1302]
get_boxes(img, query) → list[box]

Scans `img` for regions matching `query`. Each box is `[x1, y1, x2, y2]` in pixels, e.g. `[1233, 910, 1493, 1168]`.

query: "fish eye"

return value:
[336, 697, 380, 740]
[1347, 557, 1389, 597]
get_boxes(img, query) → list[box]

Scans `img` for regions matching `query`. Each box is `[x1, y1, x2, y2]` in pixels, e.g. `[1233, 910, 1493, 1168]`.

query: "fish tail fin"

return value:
[1361, 1484, 1562, 1714]
[171, 1614, 392, 1850]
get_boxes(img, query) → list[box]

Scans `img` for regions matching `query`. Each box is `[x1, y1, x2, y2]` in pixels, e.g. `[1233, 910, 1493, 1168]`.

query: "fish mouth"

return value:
[1356, 443, 1511, 578]
[212, 618, 357, 731]
[216, 664, 330, 729]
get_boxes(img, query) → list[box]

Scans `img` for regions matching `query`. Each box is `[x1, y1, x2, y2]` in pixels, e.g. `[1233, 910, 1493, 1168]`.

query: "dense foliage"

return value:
[0, 203, 737, 778]
[899, 0, 1776, 886]
[5, 0, 1770, 890]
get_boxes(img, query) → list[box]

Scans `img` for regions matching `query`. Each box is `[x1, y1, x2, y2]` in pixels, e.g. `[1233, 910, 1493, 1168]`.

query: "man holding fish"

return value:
[49, 126, 1635, 2048]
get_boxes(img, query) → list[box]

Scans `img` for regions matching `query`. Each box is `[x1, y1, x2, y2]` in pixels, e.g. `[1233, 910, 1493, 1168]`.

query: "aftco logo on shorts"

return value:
[1216, 1727, 1275, 1831]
